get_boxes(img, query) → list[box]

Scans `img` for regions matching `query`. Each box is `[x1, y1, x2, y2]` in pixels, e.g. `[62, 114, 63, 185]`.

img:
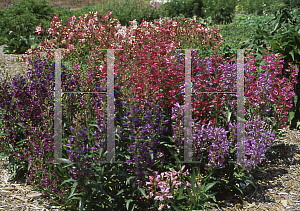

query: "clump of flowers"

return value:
[141, 165, 204, 210]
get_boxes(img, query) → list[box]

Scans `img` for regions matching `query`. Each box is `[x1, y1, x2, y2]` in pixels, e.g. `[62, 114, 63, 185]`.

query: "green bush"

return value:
[0, 0, 57, 52]
[216, 13, 277, 74]
[235, 0, 288, 16]
[201, 0, 237, 24]
[0, 0, 108, 53]
[75, 0, 169, 28]
[163, 0, 204, 20]
[283, 0, 300, 8]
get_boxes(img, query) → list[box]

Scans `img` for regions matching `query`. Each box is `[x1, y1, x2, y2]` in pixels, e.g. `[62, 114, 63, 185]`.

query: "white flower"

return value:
[144, 30, 150, 36]
[88, 19, 94, 25]
[130, 19, 138, 30]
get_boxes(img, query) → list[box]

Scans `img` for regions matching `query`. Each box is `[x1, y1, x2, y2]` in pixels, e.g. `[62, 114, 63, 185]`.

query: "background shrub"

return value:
[201, 0, 237, 24]
[163, 0, 204, 20]
[283, 0, 300, 8]
[0, 0, 57, 46]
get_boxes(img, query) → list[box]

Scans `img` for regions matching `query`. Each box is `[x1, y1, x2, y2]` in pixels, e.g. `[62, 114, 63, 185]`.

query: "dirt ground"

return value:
[0, 0, 105, 11]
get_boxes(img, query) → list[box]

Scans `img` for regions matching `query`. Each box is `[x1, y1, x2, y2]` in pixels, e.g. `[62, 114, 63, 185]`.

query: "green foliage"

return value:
[60, 159, 139, 210]
[217, 14, 274, 58]
[283, 0, 300, 8]
[233, 13, 275, 25]
[201, 0, 237, 24]
[75, 0, 169, 28]
[2, 27, 41, 54]
[235, 0, 287, 16]
[169, 168, 218, 210]
[163, 0, 204, 20]
[240, 7, 300, 129]
[0, 0, 57, 52]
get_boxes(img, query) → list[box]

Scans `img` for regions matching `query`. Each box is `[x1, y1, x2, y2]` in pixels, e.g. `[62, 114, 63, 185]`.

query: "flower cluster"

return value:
[141, 165, 203, 210]
[243, 51, 298, 129]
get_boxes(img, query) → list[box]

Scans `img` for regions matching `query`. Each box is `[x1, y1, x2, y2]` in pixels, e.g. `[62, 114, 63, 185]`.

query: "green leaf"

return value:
[62, 162, 75, 169]
[16, 122, 26, 128]
[88, 124, 101, 129]
[176, 195, 186, 200]
[202, 181, 217, 193]
[61, 178, 77, 186]
[288, 110, 295, 124]
[27, 162, 31, 172]
[137, 188, 147, 198]
[3, 45, 16, 53]
[69, 181, 80, 199]
[244, 179, 255, 187]
[227, 109, 231, 123]
[89, 184, 109, 197]
[234, 183, 243, 194]
[270, 41, 280, 50]
[79, 194, 86, 211]
[126, 199, 133, 210]
[55, 158, 72, 163]
[171, 204, 181, 211]
[116, 188, 125, 196]
[67, 194, 84, 201]
[289, 50, 295, 61]
[297, 120, 300, 130]
[237, 116, 246, 122]
[294, 93, 298, 106]
[0, 132, 10, 137]
[106, 182, 122, 187]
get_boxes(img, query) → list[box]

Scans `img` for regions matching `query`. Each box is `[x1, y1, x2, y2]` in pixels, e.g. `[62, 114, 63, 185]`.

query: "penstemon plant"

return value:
[242, 50, 299, 134]
[1, 9, 298, 210]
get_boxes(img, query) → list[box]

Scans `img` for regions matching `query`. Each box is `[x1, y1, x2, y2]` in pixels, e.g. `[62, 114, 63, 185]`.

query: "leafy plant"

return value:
[162, 0, 204, 20]
[2, 25, 41, 54]
[202, 0, 237, 24]
[0, 0, 59, 51]
[240, 7, 300, 129]
[283, 0, 300, 8]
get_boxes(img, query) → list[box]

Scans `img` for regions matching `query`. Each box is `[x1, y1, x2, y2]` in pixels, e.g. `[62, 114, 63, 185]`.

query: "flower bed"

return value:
[0, 9, 298, 211]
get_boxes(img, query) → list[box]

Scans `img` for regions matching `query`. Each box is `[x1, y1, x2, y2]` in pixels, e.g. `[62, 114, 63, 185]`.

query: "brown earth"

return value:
[0, 0, 105, 11]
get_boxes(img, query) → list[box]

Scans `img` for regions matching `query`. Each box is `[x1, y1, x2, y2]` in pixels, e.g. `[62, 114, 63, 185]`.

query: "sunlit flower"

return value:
[35, 24, 44, 34]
